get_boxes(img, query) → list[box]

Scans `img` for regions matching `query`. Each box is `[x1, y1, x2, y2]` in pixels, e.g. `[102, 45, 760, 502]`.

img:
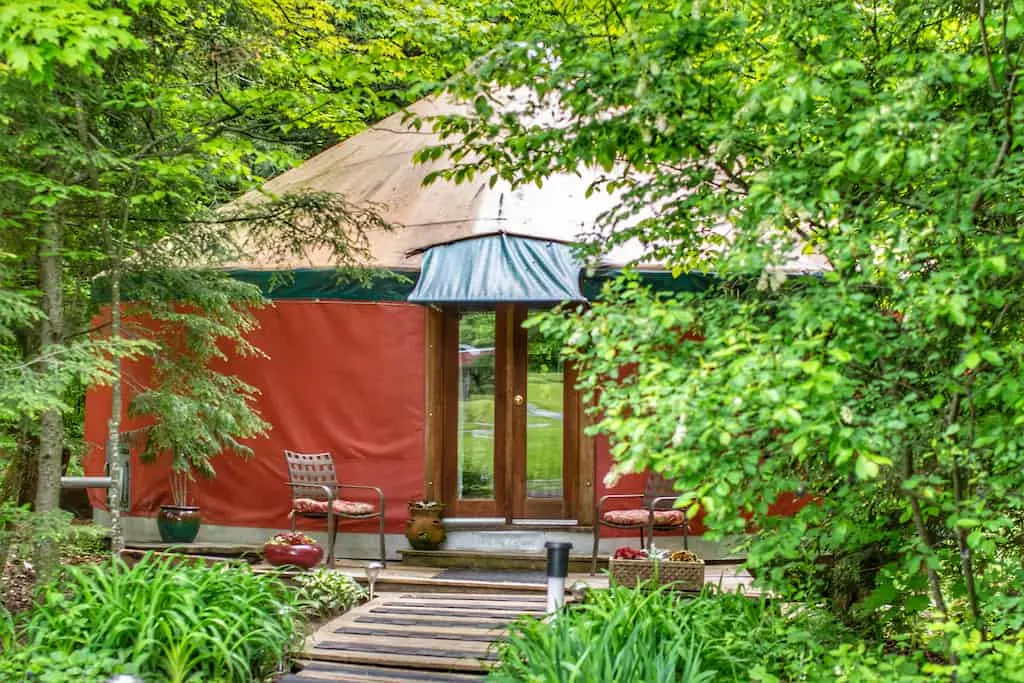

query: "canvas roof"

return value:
[223, 94, 829, 275]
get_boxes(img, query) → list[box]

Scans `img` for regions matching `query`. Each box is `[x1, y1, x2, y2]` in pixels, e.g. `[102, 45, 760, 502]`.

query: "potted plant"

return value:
[126, 286, 271, 545]
[405, 500, 446, 550]
[263, 532, 324, 568]
[156, 469, 202, 543]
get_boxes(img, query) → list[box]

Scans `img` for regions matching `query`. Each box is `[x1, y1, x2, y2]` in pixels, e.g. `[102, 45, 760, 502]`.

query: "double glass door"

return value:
[444, 304, 578, 520]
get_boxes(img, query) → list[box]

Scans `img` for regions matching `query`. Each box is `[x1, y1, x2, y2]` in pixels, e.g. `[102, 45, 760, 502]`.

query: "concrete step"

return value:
[399, 548, 606, 572]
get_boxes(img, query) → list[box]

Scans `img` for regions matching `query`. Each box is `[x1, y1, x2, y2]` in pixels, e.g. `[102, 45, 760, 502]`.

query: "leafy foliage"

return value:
[0, 647, 130, 683]
[491, 585, 1024, 682]
[293, 567, 367, 619]
[124, 270, 270, 479]
[426, 0, 1024, 669]
[0, 0, 554, 526]
[7, 554, 300, 682]
[490, 585, 847, 682]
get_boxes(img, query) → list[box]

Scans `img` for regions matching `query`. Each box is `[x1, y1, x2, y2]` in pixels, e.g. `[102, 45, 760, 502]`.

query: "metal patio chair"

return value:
[591, 472, 689, 574]
[284, 450, 386, 568]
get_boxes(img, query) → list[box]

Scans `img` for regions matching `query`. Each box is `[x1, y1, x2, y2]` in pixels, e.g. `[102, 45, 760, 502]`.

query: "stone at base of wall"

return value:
[92, 511, 746, 562]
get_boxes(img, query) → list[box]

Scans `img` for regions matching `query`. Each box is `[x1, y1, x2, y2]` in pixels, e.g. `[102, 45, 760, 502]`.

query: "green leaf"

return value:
[855, 455, 880, 480]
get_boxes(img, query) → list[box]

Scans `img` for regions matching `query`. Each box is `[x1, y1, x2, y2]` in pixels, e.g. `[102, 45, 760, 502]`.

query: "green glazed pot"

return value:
[157, 505, 201, 543]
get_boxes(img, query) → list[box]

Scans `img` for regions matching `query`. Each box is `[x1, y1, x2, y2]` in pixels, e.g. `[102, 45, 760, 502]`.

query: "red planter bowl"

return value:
[263, 542, 324, 569]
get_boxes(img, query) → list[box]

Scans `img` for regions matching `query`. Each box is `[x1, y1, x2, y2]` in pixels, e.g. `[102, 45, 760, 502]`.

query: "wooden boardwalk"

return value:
[282, 592, 546, 682]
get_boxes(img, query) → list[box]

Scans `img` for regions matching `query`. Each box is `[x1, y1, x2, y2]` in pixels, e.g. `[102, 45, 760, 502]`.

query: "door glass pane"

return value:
[525, 322, 563, 499]
[458, 311, 496, 499]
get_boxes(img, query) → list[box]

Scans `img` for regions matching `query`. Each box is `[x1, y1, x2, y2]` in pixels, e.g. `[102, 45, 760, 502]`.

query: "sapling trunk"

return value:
[950, 389, 984, 632]
[902, 452, 949, 619]
[34, 217, 65, 577]
[106, 255, 124, 554]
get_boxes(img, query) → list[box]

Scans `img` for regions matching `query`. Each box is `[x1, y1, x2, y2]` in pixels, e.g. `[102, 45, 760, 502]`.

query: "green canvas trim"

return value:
[227, 267, 711, 302]
[581, 270, 712, 300]
[96, 267, 710, 304]
[227, 268, 418, 301]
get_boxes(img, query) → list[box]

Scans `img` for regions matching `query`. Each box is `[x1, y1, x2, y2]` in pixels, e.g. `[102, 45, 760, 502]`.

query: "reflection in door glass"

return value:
[526, 322, 563, 499]
[458, 311, 496, 499]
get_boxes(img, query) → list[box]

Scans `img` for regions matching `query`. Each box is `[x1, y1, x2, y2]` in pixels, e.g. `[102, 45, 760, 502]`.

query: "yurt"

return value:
[83, 95, 823, 562]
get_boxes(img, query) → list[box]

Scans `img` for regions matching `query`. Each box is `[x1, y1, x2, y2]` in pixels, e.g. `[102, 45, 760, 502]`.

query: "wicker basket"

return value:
[609, 558, 705, 591]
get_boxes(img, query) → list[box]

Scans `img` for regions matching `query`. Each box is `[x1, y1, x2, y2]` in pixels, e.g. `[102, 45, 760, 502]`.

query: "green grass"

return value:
[458, 372, 564, 499]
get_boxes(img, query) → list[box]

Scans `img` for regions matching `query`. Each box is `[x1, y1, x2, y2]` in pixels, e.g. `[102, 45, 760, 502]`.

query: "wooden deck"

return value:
[276, 560, 760, 596]
[286, 591, 546, 681]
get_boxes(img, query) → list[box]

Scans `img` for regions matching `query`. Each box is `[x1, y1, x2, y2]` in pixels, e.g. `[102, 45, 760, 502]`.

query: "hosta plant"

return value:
[294, 567, 367, 619]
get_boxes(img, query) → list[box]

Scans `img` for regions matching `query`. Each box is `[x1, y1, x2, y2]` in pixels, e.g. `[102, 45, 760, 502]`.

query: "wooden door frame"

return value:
[510, 306, 579, 520]
[423, 304, 595, 523]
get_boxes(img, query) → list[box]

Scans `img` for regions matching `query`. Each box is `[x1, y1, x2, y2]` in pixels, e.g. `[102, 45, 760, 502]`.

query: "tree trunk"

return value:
[106, 245, 125, 554]
[34, 218, 65, 574]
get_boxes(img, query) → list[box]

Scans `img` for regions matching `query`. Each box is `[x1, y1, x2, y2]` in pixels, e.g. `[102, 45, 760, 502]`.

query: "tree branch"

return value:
[979, 0, 1000, 92]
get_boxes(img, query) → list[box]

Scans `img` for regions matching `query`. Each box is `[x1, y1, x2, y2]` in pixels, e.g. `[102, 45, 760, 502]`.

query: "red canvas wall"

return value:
[84, 301, 426, 534]
[83, 299, 800, 539]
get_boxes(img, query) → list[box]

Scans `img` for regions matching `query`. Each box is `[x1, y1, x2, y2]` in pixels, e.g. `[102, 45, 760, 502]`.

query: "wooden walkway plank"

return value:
[366, 606, 533, 619]
[302, 592, 542, 675]
[380, 600, 544, 612]
[399, 593, 547, 604]
[314, 639, 497, 660]
[353, 614, 513, 629]
[302, 647, 490, 673]
[284, 660, 483, 682]
[334, 625, 506, 642]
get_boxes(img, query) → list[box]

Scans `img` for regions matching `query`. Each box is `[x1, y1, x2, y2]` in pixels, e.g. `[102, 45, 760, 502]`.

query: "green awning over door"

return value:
[407, 233, 584, 304]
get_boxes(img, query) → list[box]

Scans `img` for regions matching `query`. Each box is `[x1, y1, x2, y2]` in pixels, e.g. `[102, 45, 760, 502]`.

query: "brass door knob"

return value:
[513, 394, 524, 406]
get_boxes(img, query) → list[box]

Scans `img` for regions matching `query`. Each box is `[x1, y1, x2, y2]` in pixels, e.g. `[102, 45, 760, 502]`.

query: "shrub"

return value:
[0, 647, 130, 683]
[490, 584, 1024, 682]
[488, 585, 845, 682]
[9, 554, 300, 683]
[294, 567, 367, 619]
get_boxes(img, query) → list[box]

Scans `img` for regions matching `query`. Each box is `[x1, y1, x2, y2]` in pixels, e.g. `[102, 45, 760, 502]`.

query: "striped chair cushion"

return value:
[293, 498, 375, 516]
[602, 509, 685, 526]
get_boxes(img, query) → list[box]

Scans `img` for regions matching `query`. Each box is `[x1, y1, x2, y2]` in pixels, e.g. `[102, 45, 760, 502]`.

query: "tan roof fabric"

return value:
[224, 97, 508, 270]
[224, 94, 829, 274]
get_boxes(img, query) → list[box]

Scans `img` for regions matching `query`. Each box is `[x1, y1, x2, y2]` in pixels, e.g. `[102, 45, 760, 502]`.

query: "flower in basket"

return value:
[611, 545, 705, 590]
[612, 546, 648, 560]
[263, 532, 324, 568]
[668, 549, 704, 563]
[267, 532, 318, 547]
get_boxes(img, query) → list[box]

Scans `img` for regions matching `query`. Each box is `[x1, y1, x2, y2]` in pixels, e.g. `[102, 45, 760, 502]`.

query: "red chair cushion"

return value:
[293, 498, 376, 516]
[602, 509, 685, 526]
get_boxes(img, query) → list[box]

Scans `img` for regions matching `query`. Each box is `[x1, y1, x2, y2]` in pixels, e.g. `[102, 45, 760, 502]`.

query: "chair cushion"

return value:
[293, 498, 376, 516]
[602, 509, 685, 526]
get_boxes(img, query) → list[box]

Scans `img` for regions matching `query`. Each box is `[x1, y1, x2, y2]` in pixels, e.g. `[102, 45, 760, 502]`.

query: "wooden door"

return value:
[437, 305, 584, 521]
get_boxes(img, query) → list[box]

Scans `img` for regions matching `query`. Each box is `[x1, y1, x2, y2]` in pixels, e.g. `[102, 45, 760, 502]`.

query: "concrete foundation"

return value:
[94, 511, 745, 563]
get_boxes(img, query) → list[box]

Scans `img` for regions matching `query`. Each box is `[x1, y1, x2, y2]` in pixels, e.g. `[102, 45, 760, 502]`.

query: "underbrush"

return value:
[488, 584, 1024, 682]
[0, 554, 300, 682]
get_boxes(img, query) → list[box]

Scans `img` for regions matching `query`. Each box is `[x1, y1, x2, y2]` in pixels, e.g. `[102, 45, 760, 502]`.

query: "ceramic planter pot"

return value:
[157, 505, 201, 543]
[263, 542, 324, 568]
[405, 503, 446, 551]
